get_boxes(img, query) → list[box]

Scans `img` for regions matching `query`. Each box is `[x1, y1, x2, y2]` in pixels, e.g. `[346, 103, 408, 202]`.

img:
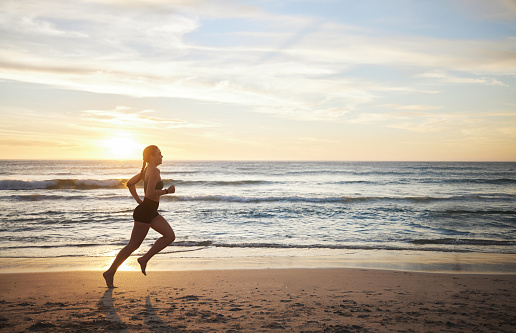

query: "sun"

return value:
[102, 134, 142, 160]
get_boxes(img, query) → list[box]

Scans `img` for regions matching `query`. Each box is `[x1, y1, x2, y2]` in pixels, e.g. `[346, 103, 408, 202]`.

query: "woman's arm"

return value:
[145, 167, 167, 199]
[146, 167, 174, 199]
[127, 173, 143, 204]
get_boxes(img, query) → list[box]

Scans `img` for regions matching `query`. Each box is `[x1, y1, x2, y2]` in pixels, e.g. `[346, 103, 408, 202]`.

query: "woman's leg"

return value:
[137, 215, 175, 275]
[103, 221, 151, 288]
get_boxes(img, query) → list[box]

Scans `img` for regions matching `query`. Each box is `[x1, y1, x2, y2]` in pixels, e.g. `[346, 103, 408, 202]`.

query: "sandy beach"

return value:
[0, 268, 514, 332]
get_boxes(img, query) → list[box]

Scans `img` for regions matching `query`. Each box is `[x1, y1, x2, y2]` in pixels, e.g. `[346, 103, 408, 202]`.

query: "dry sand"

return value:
[0, 268, 515, 332]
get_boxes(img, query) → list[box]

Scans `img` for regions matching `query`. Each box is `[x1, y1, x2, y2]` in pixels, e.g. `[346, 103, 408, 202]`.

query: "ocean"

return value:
[0, 160, 515, 273]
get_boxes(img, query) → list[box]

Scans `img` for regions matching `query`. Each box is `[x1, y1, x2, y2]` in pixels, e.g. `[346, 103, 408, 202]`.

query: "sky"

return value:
[0, 0, 515, 161]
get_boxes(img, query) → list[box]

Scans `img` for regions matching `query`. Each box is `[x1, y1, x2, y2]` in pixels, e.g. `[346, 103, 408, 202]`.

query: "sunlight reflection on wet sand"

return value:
[1, 249, 514, 274]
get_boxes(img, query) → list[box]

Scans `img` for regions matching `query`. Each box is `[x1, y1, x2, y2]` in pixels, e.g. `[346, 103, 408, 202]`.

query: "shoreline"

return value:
[1, 249, 515, 274]
[1, 268, 515, 332]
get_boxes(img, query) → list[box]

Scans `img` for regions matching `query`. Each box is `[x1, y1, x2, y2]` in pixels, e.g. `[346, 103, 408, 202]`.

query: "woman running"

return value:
[103, 145, 176, 288]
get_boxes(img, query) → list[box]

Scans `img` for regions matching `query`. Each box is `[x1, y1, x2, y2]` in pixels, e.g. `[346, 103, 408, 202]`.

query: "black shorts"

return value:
[133, 197, 159, 223]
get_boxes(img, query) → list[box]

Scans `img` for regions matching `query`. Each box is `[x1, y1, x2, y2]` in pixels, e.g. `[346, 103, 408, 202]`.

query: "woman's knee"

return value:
[126, 240, 143, 252]
[151, 216, 175, 244]
[165, 231, 175, 244]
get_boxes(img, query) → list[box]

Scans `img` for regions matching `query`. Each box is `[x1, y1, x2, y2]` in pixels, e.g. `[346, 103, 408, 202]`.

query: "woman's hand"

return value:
[167, 185, 175, 194]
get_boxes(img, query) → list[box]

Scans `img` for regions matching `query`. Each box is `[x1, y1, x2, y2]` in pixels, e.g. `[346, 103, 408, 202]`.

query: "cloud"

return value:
[0, 0, 514, 126]
[0, 137, 77, 148]
[294, 27, 516, 75]
[380, 104, 443, 111]
[347, 112, 398, 124]
[79, 106, 210, 129]
[288, 136, 339, 144]
[459, 0, 516, 21]
[85, 0, 266, 19]
[388, 120, 450, 133]
[81, 107, 186, 126]
[417, 71, 508, 86]
[346, 108, 489, 133]
[498, 125, 516, 136]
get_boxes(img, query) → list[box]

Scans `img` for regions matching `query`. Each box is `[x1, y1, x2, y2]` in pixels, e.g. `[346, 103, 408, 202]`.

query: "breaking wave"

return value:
[0, 179, 269, 190]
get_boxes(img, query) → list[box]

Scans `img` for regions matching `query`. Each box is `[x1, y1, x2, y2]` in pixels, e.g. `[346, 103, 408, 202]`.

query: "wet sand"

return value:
[0, 269, 515, 332]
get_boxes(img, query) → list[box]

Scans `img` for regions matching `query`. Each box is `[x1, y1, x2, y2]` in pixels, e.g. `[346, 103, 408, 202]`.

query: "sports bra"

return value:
[144, 180, 164, 193]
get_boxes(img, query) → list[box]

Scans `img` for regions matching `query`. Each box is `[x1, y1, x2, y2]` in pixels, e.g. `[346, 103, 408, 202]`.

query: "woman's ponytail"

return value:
[137, 159, 146, 183]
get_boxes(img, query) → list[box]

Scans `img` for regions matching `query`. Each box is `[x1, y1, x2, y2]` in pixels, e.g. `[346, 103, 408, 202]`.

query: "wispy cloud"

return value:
[79, 106, 212, 129]
[346, 108, 501, 134]
[81, 107, 186, 127]
[380, 104, 443, 111]
[417, 71, 508, 86]
[459, 0, 516, 21]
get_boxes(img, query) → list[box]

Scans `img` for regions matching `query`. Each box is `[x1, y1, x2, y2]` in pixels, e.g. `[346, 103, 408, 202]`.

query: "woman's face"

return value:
[151, 149, 163, 165]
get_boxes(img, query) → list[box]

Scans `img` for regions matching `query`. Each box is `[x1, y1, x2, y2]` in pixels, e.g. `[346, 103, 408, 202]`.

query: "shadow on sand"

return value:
[99, 289, 130, 332]
[144, 295, 172, 330]
[100, 289, 176, 332]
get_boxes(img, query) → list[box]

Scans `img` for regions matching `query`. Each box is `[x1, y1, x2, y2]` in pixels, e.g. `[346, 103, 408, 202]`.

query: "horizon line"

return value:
[1, 159, 515, 163]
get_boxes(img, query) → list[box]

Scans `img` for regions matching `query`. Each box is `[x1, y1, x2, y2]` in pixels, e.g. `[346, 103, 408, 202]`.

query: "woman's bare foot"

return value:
[137, 257, 147, 276]
[103, 271, 115, 288]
